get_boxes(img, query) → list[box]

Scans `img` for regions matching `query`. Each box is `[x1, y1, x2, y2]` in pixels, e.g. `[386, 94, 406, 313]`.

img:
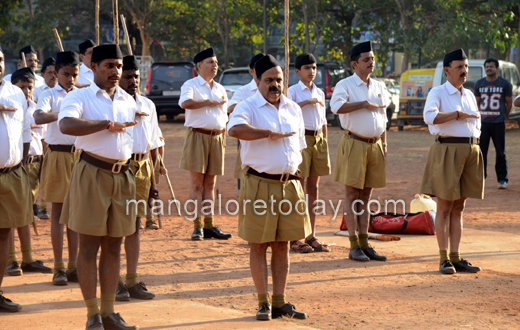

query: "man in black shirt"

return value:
[474, 58, 512, 189]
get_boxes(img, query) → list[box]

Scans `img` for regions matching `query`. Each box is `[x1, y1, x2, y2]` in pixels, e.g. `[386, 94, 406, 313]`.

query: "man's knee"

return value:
[451, 198, 466, 214]
[250, 242, 269, 253]
[101, 236, 123, 255]
[270, 241, 289, 254]
[0, 228, 11, 240]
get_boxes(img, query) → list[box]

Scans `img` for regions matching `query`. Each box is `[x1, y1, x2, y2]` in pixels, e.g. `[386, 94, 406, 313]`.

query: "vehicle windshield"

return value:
[220, 71, 252, 86]
[441, 66, 483, 86]
[152, 64, 193, 83]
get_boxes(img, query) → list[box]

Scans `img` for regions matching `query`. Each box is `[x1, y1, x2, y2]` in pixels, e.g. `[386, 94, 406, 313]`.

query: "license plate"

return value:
[163, 90, 180, 96]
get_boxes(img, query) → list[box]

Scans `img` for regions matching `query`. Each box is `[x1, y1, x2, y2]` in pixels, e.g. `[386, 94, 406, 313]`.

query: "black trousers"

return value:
[479, 121, 508, 183]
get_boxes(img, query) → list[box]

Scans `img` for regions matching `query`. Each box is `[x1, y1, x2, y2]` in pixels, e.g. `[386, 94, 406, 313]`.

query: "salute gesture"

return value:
[268, 130, 296, 140]
[0, 103, 18, 112]
[364, 100, 386, 109]
[106, 120, 138, 132]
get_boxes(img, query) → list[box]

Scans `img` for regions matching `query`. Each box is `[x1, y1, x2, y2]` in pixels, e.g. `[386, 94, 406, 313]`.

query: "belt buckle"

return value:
[71, 146, 76, 153]
[280, 173, 290, 183]
[134, 154, 142, 162]
[314, 130, 319, 137]
[210, 129, 219, 137]
[112, 163, 123, 174]
[470, 137, 476, 144]
[27, 156, 34, 164]
[367, 137, 376, 144]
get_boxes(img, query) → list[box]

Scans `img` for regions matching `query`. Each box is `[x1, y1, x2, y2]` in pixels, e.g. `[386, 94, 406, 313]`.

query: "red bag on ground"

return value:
[339, 212, 435, 235]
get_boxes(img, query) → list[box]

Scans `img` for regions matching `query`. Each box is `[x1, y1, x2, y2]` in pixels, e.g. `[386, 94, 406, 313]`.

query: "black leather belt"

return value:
[305, 128, 322, 137]
[80, 152, 130, 174]
[247, 167, 300, 183]
[49, 144, 76, 153]
[131, 153, 149, 162]
[436, 137, 480, 145]
[27, 155, 43, 164]
[0, 162, 22, 174]
[347, 131, 381, 144]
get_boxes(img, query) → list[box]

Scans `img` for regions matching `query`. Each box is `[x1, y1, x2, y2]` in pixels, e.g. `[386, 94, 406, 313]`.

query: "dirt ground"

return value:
[3, 119, 520, 330]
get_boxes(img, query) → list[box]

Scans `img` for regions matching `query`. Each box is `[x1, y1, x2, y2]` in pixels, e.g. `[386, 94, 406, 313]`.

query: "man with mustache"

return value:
[33, 57, 57, 103]
[34, 51, 81, 286]
[0, 46, 33, 313]
[473, 58, 512, 190]
[76, 40, 96, 87]
[115, 55, 160, 302]
[4, 46, 45, 88]
[228, 54, 310, 321]
[179, 47, 232, 241]
[58, 44, 139, 330]
[421, 49, 483, 275]
[330, 41, 389, 262]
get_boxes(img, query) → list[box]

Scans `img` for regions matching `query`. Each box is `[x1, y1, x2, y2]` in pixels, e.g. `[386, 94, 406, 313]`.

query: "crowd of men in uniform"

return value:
[1, 39, 518, 329]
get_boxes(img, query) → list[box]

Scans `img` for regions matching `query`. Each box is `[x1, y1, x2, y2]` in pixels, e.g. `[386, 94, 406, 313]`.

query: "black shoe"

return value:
[348, 248, 370, 262]
[86, 314, 104, 330]
[33, 204, 40, 217]
[145, 220, 159, 230]
[0, 291, 21, 313]
[67, 268, 79, 282]
[21, 260, 53, 273]
[53, 269, 68, 286]
[37, 210, 50, 219]
[127, 282, 155, 300]
[453, 259, 481, 273]
[102, 312, 138, 330]
[203, 227, 232, 240]
[362, 247, 387, 261]
[256, 302, 271, 320]
[272, 303, 307, 319]
[6, 261, 22, 276]
[439, 260, 456, 274]
[116, 282, 130, 301]
[191, 227, 204, 241]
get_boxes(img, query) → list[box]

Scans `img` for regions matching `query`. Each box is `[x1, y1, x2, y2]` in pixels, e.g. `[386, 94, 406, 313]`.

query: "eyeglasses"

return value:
[26, 58, 40, 63]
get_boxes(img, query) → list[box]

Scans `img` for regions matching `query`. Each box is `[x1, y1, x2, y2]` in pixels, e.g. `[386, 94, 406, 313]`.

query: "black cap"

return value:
[194, 47, 216, 64]
[123, 55, 139, 71]
[254, 54, 282, 80]
[249, 53, 265, 69]
[295, 53, 317, 70]
[443, 48, 468, 67]
[79, 39, 96, 54]
[41, 57, 56, 73]
[11, 67, 35, 82]
[91, 44, 123, 63]
[56, 51, 81, 66]
[19, 45, 37, 60]
[348, 41, 372, 60]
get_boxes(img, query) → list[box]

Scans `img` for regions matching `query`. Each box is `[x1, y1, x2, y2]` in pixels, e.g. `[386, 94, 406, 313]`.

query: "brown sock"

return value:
[21, 243, 34, 264]
[439, 250, 449, 263]
[358, 233, 369, 250]
[126, 273, 138, 287]
[449, 252, 461, 263]
[85, 298, 100, 318]
[258, 293, 270, 306]
[349, 235, 360, 250]
[67, 261, 77, 272]
[100, 293, 116, 318]
[193, 216, 202, 229]
[204, 217, 214, 229]
[8, 246, 17, 264]
[272, 294, 286, 308]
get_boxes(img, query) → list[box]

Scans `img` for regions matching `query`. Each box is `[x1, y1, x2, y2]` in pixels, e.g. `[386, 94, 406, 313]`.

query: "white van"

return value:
[433, 60, 520, 124]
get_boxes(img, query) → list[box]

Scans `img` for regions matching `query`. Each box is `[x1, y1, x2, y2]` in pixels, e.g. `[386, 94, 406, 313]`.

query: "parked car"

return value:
[397, 68, 435, 131]
[287, 62, 350, 126]
[4, 60, 18, 76]
[219, 67, 252, 99]
[373, 78, 400, 129]
[433, 59, 520, 125]
[145, 61, 196, 120]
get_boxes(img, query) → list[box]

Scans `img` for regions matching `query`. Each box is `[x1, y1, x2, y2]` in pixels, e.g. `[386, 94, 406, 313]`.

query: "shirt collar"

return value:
[252, 90, 288, 109]
[135, 93, 144, 105]
[197, 75, 210, 86]
[298, 80, 315, 92]
[248, 79, 258, 91]
[81, 63, 92, 73]
[55, 83, 77, 93]
[445, 80, 465, 95]
[89, 82, 125, 99]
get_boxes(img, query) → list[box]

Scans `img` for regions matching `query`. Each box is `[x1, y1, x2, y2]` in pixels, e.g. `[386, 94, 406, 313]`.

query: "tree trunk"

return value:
[302, 0, 310, 53]
[395, 0, 411, 74]
[139, 27, 151, 57]
[311, 0, 322, 53]
[516, 5, 520, 72]
[215, 0, 230, 69]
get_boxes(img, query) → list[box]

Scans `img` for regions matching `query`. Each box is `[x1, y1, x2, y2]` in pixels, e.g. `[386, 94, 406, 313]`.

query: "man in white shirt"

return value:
[58, 44, 139, 330]
[34, 51, 81, 287]
[115, 55, 160, 302]
[330, 41, 388, 262]
[33, 57, 57, 103]
[421, 49, 483, 275]
[228, 54, 310, 321]
[514, 94, 520, 107]
[288, 53, 331, 253]
[0, 47, 33, 313]
[76, 39, 96, 87]
[179, 47, 232, 241]
[6, 68, 53, 278]
[3, 46, 45, 88]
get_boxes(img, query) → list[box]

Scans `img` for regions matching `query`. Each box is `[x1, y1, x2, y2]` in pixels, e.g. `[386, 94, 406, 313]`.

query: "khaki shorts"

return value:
[0, 166, 33, 229]
[238, 169, 311, 243]
[131, 158, 152, 217]
[40, 149, 75, 203]
[179, 128, 224, 176]
[299, 134, 331, 177]
[60, 152, 136, 237]
[234, 144, 242, 179]
[26, 160, 41, 204]
[421, 141, 484, 201]
[333, 131, 386, 189]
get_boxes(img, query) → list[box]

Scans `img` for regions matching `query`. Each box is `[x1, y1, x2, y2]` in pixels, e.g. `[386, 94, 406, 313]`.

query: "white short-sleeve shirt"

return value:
[36, 84, 77, 145]
[330, 73, 388, 138]
[27, 100, 46, 156]
[133, 94, 162, 154]
[179, 75, 228, 130]
[423, 81, 481, 137]
[228, 79, 258, 107]
[76, 63, 94, 85]
[227, 91, 306, 175]
[0, 80, 31, 167]
[33, 82, 52, 103]
[288, 80, 326, 130]
[58, 84, 136, 160]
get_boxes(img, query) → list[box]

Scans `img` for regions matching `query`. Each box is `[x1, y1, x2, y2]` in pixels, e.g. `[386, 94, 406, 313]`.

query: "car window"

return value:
[220, 71, 252, 85]
[441, 66, 483, 85]
[503, 67, 511, 82]
[511, 68, 520, 86]
[152, 64, 193, 83]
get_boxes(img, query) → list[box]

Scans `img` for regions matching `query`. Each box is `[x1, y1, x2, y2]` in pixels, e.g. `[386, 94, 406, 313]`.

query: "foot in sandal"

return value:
[290, 240, 314, 253]
[305, 237, 331, 252]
